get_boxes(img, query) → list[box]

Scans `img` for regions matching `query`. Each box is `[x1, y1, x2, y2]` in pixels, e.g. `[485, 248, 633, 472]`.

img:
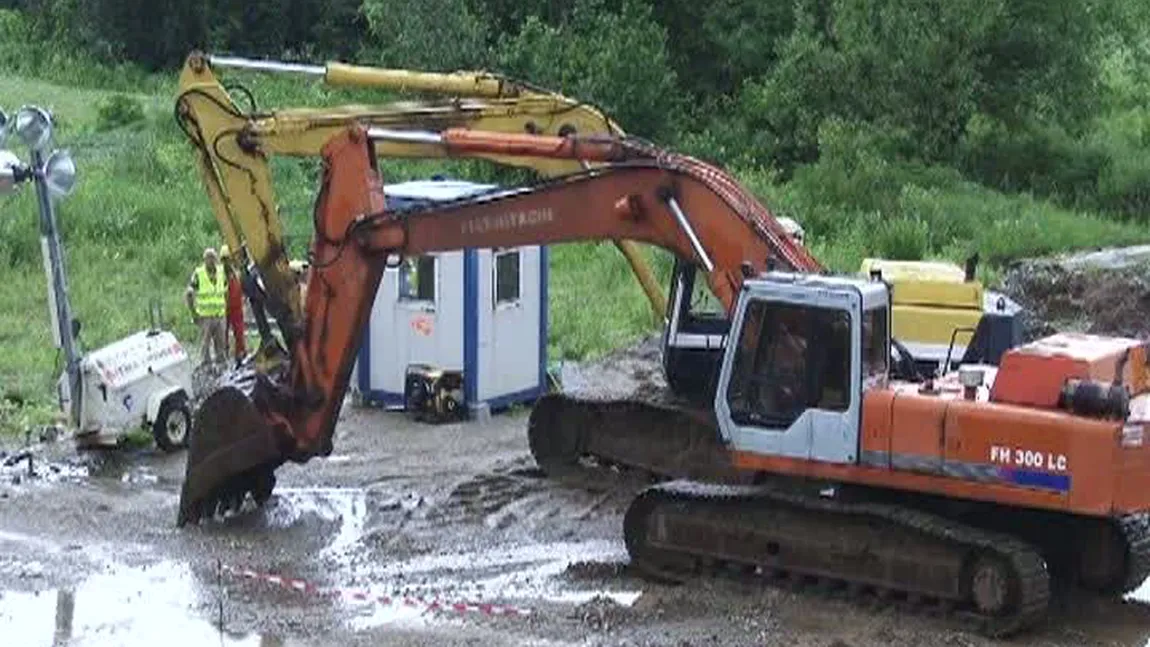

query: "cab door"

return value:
[713, 283, 864, 464]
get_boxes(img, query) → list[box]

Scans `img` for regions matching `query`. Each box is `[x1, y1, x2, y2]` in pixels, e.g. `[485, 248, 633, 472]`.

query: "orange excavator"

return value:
[177, 123, 1150, 635]
[173, 51, 1024, 499]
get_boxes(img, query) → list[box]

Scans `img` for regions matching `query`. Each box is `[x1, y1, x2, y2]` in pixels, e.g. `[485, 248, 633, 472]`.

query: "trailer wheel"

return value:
[153, 393, 192, 452]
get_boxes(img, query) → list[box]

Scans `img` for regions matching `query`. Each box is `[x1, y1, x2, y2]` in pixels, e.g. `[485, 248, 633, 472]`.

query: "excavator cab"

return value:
[713, 272, 890, 463]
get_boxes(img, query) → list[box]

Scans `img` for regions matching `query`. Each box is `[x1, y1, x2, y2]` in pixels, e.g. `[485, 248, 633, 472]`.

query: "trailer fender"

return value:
[146, 386, 189, 424]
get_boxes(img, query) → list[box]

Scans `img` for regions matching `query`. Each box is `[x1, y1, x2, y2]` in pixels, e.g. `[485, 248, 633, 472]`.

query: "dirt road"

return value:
[1, 396, 1149, 646]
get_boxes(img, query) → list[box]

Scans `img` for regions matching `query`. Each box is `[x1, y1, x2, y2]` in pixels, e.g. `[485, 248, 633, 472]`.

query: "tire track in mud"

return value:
[222, 563, 535, 617]
[427, 469, 556, 529]
[248, 462, 648, 628]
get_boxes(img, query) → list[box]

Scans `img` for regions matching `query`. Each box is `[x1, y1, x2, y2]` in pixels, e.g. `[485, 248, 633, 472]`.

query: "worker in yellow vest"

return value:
[185, 247, 228, 366]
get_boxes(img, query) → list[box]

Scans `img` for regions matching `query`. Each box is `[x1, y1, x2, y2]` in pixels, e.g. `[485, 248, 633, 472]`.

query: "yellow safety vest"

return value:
[195, 264, 226, 317]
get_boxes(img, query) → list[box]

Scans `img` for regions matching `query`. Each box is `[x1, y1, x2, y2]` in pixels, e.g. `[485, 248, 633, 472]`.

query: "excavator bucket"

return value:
[177, 370, 286, 526]
[175, 128, 389, 527]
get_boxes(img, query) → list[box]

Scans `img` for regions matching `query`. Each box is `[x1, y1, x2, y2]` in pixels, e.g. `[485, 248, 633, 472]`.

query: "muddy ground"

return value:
[3, 245, 1150, 646]
[3, 396, 1149, 646]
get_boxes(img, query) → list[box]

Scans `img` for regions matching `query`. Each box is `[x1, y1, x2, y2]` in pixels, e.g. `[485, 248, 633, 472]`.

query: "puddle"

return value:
[0, 560, 284, 646]
[0, 443, 170, 490]
[82, 450, 174, 485]
[119, 469, 160, 485]
[343, 595, 458, 632]
[235, 489, 642, 631]
[258, 487, 369, 568]
[1126, 576, 1150, 604]
[332, 539, 643, 629]
[0, 449, 89, 486]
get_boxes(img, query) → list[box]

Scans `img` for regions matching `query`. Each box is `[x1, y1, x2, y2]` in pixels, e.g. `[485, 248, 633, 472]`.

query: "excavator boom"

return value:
[177, 124, 817, 524]
[175, 51, 666, 352]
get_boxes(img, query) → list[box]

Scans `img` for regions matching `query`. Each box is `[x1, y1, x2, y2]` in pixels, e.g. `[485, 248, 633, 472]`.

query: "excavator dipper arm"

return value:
[177, 125, 819, 524]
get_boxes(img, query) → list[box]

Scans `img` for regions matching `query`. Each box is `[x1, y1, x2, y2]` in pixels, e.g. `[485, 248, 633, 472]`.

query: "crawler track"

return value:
[527, 393, 748, 488]
[1118, 512, 1150, 593]
[623, 480, 1052, 638]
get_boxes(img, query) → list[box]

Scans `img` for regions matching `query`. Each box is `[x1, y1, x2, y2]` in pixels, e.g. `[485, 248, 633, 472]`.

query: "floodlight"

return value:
[14, 105, 52, 152]
[43, 149, 76, 198]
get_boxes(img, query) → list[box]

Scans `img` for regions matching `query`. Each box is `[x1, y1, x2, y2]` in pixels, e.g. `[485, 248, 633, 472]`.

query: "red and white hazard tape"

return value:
[220, 564, 532, 618]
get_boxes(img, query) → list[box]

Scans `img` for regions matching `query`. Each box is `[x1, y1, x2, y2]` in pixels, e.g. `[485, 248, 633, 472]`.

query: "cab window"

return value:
[726, 300, 852, 427]
[862, 306, 888, 385]
[689, 274, 724, 318]
[671, 261, 729, 336]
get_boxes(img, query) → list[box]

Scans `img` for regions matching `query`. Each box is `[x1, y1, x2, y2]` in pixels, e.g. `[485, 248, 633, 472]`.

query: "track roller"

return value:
[623, 480, 1051, 638]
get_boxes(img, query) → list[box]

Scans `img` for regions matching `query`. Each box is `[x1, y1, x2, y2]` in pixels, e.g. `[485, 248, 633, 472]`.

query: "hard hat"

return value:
[203, 247, 217, 260]
[289, 259, 307, 272]
[220, 244, 230, 258]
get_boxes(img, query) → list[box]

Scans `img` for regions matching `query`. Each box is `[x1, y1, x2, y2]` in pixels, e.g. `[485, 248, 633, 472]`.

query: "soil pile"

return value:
[1000, 245, 1150, 341]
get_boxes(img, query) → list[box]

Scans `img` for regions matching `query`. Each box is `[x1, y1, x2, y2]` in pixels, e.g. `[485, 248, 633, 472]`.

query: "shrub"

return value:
[870, 216, 930, 261]
[95, 94, 145, 131]
[957, 115, 1108, 209]
[492, 0, 683, 141]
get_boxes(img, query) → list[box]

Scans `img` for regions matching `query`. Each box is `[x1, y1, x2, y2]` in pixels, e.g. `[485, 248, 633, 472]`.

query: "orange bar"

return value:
[441, 128, 639, 162]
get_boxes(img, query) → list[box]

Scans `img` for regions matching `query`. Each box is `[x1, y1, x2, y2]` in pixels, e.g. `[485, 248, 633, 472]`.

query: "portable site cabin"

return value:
[351, 179, 548, 415]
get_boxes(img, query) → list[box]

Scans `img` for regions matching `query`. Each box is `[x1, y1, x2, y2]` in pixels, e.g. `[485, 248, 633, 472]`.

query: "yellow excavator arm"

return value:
[174, 51, 666, 356]
[208, 54, 534, 97]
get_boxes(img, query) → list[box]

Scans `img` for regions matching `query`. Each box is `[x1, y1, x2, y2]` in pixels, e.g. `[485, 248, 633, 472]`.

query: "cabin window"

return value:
[690, 277, 724, 317]
[672, 261, 730, 337]
[494, 249, 521, 305]
[399, 256, 436, 302]
[726, 300, 852, 427]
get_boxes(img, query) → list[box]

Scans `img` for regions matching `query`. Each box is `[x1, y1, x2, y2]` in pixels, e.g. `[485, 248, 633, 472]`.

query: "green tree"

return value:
[28, 0, 207, 69]
[463, 0, 573, 37]
[493, 0, 682, 140]
[649, 0, 796, 100]
[360, 0, 491, 70]
[704, 0, 1121, 174]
